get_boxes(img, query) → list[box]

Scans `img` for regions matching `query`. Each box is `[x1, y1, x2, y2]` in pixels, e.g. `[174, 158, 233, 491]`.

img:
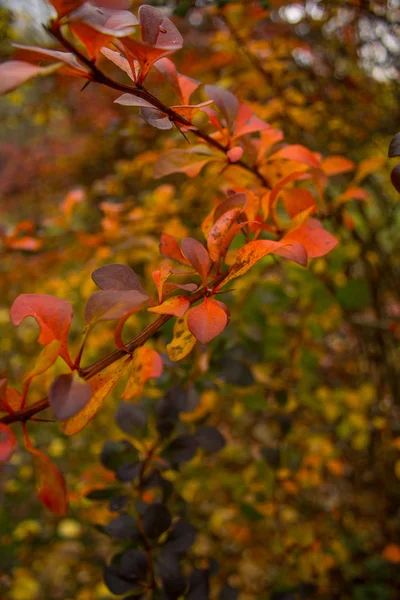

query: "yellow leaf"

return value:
[166, 313, 197, 362]
[122, 347, 163, 400]
[61, 355, 131, 435]
[24, 339, 61, 382]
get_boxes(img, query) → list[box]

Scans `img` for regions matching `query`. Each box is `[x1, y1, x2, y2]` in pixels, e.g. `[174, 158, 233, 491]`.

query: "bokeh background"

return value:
[1, 1, 400, 599]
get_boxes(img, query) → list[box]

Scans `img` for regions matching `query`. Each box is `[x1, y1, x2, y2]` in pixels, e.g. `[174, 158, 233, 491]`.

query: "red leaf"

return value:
[155, 57, 199, 104]
[269, 145, 321, 168]
[92, 263, 145, 293]
[227, 146, 244, 163]
[13, 44, 88, 74]
[282, 218, 338, 258]
[49, 0, 82, 19]
[27, 446, 68, 515]
[148, 295, 190, 317]
[0, 381, 22, 414]
[121, 37, 168, 83]
[0, 423, 17, 463]
[101, 47, 135, 80]
[70, 23, 113, 60]
[84, 289, 149, 324]
[10, 294, 73, 367]
[187, 297, 228, 344]
[320, 156, 355, 176]
[204, 85, 239, 129]
[0, 61, 50, 96]
[159, 233, 190, 265]
[49, 373, 92, 421]
[233, 103, 270, 140]
[181, 238, 210, 284]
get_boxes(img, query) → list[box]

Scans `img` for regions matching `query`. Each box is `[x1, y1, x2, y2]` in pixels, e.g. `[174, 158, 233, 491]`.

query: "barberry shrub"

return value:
[2, 1, 391, 598]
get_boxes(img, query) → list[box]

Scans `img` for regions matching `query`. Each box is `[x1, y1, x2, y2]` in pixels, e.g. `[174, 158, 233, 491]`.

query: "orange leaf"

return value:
[159, 233, 190, 265]
[27, 446, 68, 515]
[282, 218, 338, 258]
[0, 383, 22, 414]
[10, 294, 73, 367]
[155, 57, 199, 104]
[218, 239, 307, 288]
[187, 298, 228, 344]
[0, 423, 17, 463]
[269, 145, 321, 168]
[152, 265, 172, 302]
[61, 356, 131, 435]
[166, 312, 197, 361]
[281, 188, 316, 218]
[382, 544, 400, 564]
[233, 103, 270, 140]
[148, 295, 190, 317]
[320, 156, 355, 176]
[181, 238, 210, 284]
[171, 100, 213, 123]
[70, 23, 113, 61]
[122, 347, 163, 399]
[207, 207, 243, 262]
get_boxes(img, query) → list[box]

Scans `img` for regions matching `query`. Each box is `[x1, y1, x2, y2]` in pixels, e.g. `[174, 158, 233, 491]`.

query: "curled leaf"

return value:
[10, 294, 73, 366]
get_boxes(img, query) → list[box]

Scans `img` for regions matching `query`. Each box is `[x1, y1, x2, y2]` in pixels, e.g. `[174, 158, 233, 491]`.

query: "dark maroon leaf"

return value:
[92, 263, 145, 293]
[49, 373, 92, 421]
[164, 519, 196, 554]
[120, 548, 148, 579]
[109, 494, 129, 512]
[116, 461, 142, 482]
[391, 164, 400, 193]
[142, 503, 172, 539]
[195, 425, 226, 453]
[116, 401, 147, 435]
[388, 133, 400, 158]
[104, 514, 138, 538]
[219, 584, 239, 600]
[84, 289, 149, 324]
[165, 435, 198, 464]
[100, 440, 138, 471]
[162, 573, 188, 600]
[103, 565, 139, 595]
[186, 568, 210, 600]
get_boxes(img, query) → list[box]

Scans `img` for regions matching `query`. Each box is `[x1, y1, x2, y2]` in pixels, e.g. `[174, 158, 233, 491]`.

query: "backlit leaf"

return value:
[181, 238, 210, 284]
[166, 313, 197, 361]
[269, 144, 321, 168]
[155, 57, 199, 104]
[0, 61, 54, 96]
[154, 148, 220, 179]
[27, 446, 68, 515]
[13, 44, 88, 74]
[49, 373, 92, 421]
[281, 188, 316, 218]
[233, 103, 270, 140]
[49, 0, 82, 18]
[61, 356, 131, 435]
[187, 297, 228, 344]
[24, 340, 62, 383]
[218, 239, 307, 288]
[282, 218, 338, 258]
[148, 295, 190, 317]
[204, 85, 239, 129]
[10, 294, 73, 366]
[321, 156, 355, 176]
[0, 423, 17, 463]
[122, 347, 163, 399]
[139, 5, 183, 50]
